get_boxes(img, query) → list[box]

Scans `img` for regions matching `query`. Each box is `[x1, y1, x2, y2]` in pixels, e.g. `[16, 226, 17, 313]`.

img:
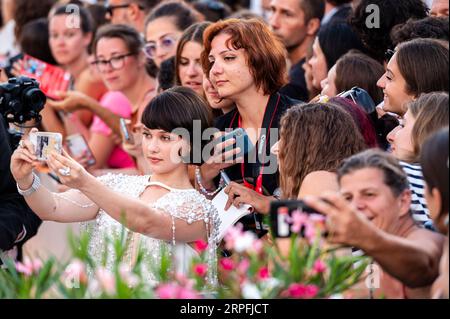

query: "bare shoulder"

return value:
[407, 227, 445, 255]
[298, 171, 339, 198]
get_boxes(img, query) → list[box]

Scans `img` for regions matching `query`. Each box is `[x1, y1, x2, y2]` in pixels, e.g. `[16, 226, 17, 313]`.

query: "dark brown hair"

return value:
[335, 51, 385, 104]
[145, 0, 201, 34]
[420, 128, 449, 232]
[142, 86, 213, 165]
[49, 3, 93, 35]
[279, 103, 367, 199]
[396, 38, 449, 96]
[337, 149, 410, 197]
[13, 0, 57, 39]
[300, 0, 325, 23]
[175, 22, 211, 85]
[92, 24, 143, 57]
[390, 16, 449, 47]
[201, 18, 287, 95]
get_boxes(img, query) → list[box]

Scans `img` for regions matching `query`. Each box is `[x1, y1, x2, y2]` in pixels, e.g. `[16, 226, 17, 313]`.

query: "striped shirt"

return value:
[400, 161, 432, 228]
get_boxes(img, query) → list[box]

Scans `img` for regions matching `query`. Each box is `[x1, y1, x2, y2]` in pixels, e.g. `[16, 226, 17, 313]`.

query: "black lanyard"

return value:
[228, 93, 281, 194]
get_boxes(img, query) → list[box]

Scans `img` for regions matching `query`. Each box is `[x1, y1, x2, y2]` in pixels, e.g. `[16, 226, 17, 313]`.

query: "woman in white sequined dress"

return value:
[10, 87, 220, 286]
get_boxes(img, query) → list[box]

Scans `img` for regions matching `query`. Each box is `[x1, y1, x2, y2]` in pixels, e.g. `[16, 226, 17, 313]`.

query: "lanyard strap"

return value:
[229, 94, 281, 195]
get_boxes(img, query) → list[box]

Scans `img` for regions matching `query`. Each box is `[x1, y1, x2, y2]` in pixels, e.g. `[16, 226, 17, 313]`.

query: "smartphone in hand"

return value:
[66, 133, 96, 166]
[119, 118, 135, 144]
[30, 132, 63, 161]
[208, 128, 255, 162]
[269, 200, 324, 238]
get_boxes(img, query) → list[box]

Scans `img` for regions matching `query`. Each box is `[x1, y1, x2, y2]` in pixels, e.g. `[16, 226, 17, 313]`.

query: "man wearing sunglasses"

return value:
[105, 0, 159, 33]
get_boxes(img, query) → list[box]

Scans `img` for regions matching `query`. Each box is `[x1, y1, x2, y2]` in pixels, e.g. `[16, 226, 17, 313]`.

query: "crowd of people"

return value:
[0, 0, 448, 299]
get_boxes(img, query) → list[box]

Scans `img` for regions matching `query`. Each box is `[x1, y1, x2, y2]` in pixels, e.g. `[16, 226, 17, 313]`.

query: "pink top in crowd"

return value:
[90, 91, 136, 169]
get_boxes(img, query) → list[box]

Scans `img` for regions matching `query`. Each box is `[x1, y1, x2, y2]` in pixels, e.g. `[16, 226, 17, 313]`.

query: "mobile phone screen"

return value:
[269, 200, 324, 238]
[120, 118, 134, 144]
[66, 134, 96, 166]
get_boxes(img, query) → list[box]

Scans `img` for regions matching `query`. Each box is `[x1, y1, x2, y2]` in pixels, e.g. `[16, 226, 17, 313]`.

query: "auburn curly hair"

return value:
[279, 103, 367, 199]
[200, 18, 287, 95]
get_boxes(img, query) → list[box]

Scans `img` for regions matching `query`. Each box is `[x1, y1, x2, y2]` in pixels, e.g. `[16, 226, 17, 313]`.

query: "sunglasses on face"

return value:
[142, 36, 178, 59]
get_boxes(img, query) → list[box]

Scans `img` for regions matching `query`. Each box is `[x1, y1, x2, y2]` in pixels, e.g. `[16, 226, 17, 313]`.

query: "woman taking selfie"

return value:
[198, 18, 299, 235]
[10, 87, 219, 285]
[304, 150, 444, 298]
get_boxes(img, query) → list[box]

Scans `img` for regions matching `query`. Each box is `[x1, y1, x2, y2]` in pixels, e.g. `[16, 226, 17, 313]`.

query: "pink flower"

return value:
[313, 259, 327, 274]
[193, 264, 208, 277]
[119, 264, 139, 288]
[237, 258, 250, 274]
[257, 267, 270, 280]
[252, 239, 264, 255]
[95, 267, 116, 295]
[15, 257, 43, 276]
[284, 283, 319, 299]
[290, 211, 308, 233]
[178, 286, 200, 299]
[63, 259, 88, 285]
[15, 262, 32, 276]
[219, 258, 235, 271]
[156, 283, 200, 299]
[156, 283, 178, 299]
[224, 224, 244, 250]
[304, 223, 319, 243]
[194, 240, 208, 253]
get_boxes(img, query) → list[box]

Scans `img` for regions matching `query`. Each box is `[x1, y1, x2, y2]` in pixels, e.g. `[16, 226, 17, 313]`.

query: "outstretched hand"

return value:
[47, 149, 90, 190]
[46, 91, 92, 113]
[303, 192, 376, 247]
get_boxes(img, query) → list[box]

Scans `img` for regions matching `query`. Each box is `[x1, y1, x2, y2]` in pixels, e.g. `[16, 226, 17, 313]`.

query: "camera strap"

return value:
[230, 93, 281, 195]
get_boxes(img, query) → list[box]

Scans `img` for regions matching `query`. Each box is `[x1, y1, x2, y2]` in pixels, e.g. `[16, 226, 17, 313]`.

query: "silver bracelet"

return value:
[17, 173, 41, 197]
[195, 167, 223, 197]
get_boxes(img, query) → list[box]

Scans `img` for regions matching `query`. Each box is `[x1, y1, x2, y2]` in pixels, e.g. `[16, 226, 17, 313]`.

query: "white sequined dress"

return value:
[81, 174, 221, 287]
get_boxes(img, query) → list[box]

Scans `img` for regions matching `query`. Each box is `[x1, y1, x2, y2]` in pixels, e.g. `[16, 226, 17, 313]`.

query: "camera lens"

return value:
[23, 87, 46, 113]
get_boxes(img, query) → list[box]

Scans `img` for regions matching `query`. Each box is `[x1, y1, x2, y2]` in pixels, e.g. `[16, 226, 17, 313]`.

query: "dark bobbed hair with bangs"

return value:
[141, 86, 213, 165]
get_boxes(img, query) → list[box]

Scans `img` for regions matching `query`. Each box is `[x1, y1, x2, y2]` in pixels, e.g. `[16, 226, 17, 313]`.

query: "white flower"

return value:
[242, 282, 262, 299]
[119, 264, 140, 288]
[234, 232, 257, 253]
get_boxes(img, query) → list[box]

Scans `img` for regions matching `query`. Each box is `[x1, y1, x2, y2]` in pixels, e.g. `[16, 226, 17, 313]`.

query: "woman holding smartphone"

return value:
[197, 19, 299, 236]
[10, 87, 219, 286]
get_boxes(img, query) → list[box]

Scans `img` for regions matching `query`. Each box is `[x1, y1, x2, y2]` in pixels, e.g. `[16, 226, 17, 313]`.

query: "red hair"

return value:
[200, 18, 287, 95]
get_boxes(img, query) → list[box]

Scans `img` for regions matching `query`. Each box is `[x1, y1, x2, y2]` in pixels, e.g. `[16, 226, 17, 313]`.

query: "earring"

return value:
[445, 214, 449, 227]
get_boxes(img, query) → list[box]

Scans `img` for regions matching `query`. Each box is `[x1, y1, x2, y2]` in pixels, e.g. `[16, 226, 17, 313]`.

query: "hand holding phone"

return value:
[65, 133, 96, 167]
[270, 200, 325, 238]
[208, 128, 255, 163]
[29, 132, 63, 161]
[120, 118, 135, 145]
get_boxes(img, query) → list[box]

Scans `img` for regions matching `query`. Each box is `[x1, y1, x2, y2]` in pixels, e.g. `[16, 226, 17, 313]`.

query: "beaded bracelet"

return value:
[195, 166, 224, 197]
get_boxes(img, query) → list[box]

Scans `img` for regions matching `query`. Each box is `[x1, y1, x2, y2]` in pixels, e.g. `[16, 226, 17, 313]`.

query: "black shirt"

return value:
[214, 93, 300, 235]
[279, 58, 309, 102]
[0, 115, 41, 255]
